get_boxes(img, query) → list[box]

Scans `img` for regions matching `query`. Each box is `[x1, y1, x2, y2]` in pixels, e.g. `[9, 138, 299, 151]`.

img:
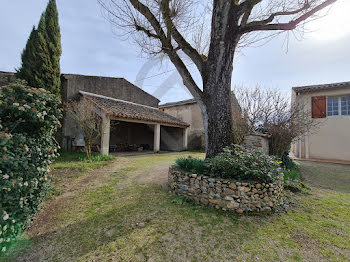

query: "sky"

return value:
[1, 0, 350, 104]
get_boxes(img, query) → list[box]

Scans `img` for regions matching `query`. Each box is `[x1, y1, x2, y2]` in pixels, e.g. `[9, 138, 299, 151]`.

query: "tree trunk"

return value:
[200, 1, 240, 158]
[201, 88, 234, 158]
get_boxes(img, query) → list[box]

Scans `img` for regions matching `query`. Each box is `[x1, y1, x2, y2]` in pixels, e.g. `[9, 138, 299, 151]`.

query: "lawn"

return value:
[2, 153, 350, 261]
[51, 151, 115, 171]
[299, 160, 350, 193]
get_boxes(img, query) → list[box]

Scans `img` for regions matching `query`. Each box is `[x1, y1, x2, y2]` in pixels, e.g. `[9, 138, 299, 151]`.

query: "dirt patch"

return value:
[135, 162, 170, 189]
[50, 168, 82, 193]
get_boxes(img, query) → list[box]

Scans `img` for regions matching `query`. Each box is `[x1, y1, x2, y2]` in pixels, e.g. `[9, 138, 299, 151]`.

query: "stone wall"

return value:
[243, 133, 270, 155]
[160, 100, 205, 150]
[160, 126, 184, 151]
[168, 167, 284, 214]
[61, 74, 160, 107]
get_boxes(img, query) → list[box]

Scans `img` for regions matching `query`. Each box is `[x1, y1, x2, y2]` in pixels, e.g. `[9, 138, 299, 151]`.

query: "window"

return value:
[327, 97, 339, 116]
[341, 96, 350, 116]
[327, 96, 350, 116]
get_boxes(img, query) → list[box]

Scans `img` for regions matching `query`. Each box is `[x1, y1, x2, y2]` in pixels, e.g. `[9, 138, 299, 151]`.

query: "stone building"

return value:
[60, 74, 189, 154]
[159, 94, 242, 151]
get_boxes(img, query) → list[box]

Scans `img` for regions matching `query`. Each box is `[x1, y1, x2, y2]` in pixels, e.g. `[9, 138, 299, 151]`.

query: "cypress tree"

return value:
[16, 0, 61, 96]
[15, 26, 38, 86]
[34, 14, 53, 92]
[43, 0, 62, 96]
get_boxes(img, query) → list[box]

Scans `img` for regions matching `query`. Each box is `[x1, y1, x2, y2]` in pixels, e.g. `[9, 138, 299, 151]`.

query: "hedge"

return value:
[0, 82, 61, 253]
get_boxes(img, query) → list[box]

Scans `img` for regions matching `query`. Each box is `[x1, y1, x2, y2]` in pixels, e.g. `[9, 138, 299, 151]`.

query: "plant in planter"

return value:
[175, 145, 282, 184]
[171, 145, 284, 213]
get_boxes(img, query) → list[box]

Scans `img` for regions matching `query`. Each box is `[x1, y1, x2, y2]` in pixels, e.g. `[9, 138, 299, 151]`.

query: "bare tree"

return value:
[98, 0, 337, 157]
[235, 86, 320, 157]
[232, 109, 249, 145]
[65, 99, 105, 159]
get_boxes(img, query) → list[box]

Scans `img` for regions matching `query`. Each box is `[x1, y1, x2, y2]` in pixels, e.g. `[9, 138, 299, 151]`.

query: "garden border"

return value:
[168, 166, 284, 214]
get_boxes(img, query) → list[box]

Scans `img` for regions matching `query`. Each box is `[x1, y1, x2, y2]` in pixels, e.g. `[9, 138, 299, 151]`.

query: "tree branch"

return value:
[167, 51, 204, 100]
[129, 0, 168, 43]
[238, 0, 263, 19]
[240, 0, 337, 33]
[245, 3, 310, 27]
[129, 0, 203, 99]
[134, 22, 159, 39]
[160, 0, 205, 73]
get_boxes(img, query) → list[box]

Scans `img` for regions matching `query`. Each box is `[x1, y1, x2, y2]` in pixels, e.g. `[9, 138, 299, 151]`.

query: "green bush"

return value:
[283, 169, 300, 182]
[175, 156, 207, 174]
[281, 152, 297, 171]
[175, 145, 283, 183]
[208, 145, 282, 183]
[0, 83, 61, 253]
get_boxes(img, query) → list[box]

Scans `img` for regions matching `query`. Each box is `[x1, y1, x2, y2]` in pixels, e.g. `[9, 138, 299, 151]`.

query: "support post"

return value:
[183, 127, 188, 151]
[101, 113, 110, 155]
[154, 123, 160, 153]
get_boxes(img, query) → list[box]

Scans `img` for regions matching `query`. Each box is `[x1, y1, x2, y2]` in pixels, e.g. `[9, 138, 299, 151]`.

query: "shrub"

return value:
[0, 83, 61, 253]
[235, 86, 320, 158]
[175, 156, 207, 174]
[208, 145, 283, 183]
[281, 152, 297, 171]
[283, 169, 300, 182]
[175, 145, 283, 183]
[0, 84, 61, 136]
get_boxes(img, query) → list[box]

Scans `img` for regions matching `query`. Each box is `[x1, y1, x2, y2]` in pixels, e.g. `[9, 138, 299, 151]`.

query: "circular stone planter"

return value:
[168, 166, 284, 214]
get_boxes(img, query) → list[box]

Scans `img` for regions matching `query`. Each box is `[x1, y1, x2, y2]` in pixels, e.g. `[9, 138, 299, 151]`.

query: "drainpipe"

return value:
[298, 136, 302, 159]
[297, 92, 302, 158]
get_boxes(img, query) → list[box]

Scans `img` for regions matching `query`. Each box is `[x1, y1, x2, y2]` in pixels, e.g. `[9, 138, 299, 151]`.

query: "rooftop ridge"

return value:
[293, 81, 350, 93]
[159, 98, 197, 108]
[79, 91, 159, 110]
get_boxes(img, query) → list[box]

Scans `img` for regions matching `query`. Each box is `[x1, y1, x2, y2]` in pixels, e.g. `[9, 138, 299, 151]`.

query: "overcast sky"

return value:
[1, 0, 350, 103]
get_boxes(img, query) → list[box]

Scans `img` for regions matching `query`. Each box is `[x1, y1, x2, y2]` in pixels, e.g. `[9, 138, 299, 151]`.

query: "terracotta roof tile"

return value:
[80, 91, 189, 127]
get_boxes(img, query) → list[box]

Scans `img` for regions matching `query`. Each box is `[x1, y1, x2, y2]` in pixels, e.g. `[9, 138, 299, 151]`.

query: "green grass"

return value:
[2, 154, 350, 261]
[298, 160, 350, 193]
[51, 151, 115, 171]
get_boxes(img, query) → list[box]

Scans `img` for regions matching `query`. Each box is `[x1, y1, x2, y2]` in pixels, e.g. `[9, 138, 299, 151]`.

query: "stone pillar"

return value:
[100, 113, 110, 155]
[183, 127, 188, 151]
[154, 123, 160, 153]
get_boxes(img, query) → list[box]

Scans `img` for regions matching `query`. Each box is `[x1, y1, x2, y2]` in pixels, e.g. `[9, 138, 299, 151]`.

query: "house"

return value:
[291, 81, 350, 162]
[159, 94, 241, 151]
